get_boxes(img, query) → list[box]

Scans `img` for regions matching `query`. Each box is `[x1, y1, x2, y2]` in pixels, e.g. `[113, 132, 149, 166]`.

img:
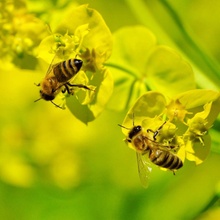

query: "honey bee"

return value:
[35, 57, 91, 108]
[119, 120, 183, 187]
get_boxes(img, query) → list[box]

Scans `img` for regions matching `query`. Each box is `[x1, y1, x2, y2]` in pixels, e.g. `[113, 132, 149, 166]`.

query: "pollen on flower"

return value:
[160, 122, 178, 144]
[166, 99, 192, 123]
[185, 117, 209, 146]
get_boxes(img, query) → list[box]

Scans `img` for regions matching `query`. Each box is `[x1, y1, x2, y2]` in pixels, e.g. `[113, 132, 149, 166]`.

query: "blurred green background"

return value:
[1, 0, 220, 219]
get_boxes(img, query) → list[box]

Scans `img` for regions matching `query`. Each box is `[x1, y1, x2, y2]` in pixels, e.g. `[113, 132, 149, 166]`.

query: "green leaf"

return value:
[67, 67, 113, 124]
[107, 25, 195, 111]
[125, 0, 220, 88]
[36, 35, 57, 64]
[146, 45, 196, 96]
[107, 26, 157, 110]
[120, 91, 166, 134]
[66, 95, 95, 124]
[174, 89, 220, 111]
[185, 134, 211, 165]
[108, 26, 157, 74]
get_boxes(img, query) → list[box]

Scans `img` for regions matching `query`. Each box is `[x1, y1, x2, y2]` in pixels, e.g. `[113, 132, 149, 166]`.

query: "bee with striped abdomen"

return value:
[119, 120, 183, 187]
[35, 57, 91, 108]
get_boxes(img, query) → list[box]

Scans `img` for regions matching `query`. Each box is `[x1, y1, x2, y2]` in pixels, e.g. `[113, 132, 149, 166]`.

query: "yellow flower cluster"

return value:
[36, 4, 113, 123]
[120, 90, 220, 167]
[0, 0, 47, 62]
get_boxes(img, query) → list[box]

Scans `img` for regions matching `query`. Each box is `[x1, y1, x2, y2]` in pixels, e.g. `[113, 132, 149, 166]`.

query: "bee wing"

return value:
[136, 152, 152, 188]
[45, 53, 61, 76]
[157, 143, 177, 153]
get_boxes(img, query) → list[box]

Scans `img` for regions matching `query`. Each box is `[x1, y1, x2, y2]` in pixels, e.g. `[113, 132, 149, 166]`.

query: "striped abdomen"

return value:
[53, 58, 83, 82]
[149, 148, 183, 170]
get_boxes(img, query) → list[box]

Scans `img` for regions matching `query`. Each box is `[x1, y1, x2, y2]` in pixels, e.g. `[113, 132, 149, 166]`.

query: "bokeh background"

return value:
[1, 0, 220, 219]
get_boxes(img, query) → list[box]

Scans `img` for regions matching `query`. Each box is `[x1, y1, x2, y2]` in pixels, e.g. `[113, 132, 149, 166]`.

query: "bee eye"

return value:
[136, 126, 142, 131]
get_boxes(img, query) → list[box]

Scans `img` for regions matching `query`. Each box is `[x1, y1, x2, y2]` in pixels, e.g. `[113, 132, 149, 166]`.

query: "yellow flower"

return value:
[36, 4, 113, 123]
[0, 0, 47, 62]
[166, 99, 192, 123]
[120, 90, 220, 168]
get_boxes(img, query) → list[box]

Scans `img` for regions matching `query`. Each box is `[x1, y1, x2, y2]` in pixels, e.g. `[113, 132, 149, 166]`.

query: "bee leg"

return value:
[147, 129, 157, 140]
[50, 101, 64, 109]
[66, 82, 92, 91]
[61, 84, 72, 94]
[64, 84, 75, 95]
[147, 121, 167, 140]
[34, 83, 40, 87]
[62, 87, 67, 93]
[173, 170, 176, 175]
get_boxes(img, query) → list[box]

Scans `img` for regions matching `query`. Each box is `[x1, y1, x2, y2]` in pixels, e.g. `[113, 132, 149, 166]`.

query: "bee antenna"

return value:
[132, 113, 135, 126]
[34, 97, 42, 102]
[50, 101, 64, 109]
[118, 124, 130, 130]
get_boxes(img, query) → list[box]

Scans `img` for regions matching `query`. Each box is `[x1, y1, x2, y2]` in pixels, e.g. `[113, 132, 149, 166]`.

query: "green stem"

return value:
[105, 62, 138, 78]
[195, 194, 220, 217]
[125, 79, 136, 109]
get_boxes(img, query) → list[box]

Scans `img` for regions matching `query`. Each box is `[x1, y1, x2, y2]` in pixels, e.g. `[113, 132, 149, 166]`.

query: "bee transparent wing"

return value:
[136, 152, 152, 188]
[45, 53, 60, 76]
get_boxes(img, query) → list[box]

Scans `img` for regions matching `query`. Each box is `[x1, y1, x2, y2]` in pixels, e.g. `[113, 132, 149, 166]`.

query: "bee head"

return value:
[40, 90, 55, 101]
[34, 83, 55, 102]
[35, 91, 63, 109]
[128, 125, 142, 140]
[118, 123, 142, 143]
